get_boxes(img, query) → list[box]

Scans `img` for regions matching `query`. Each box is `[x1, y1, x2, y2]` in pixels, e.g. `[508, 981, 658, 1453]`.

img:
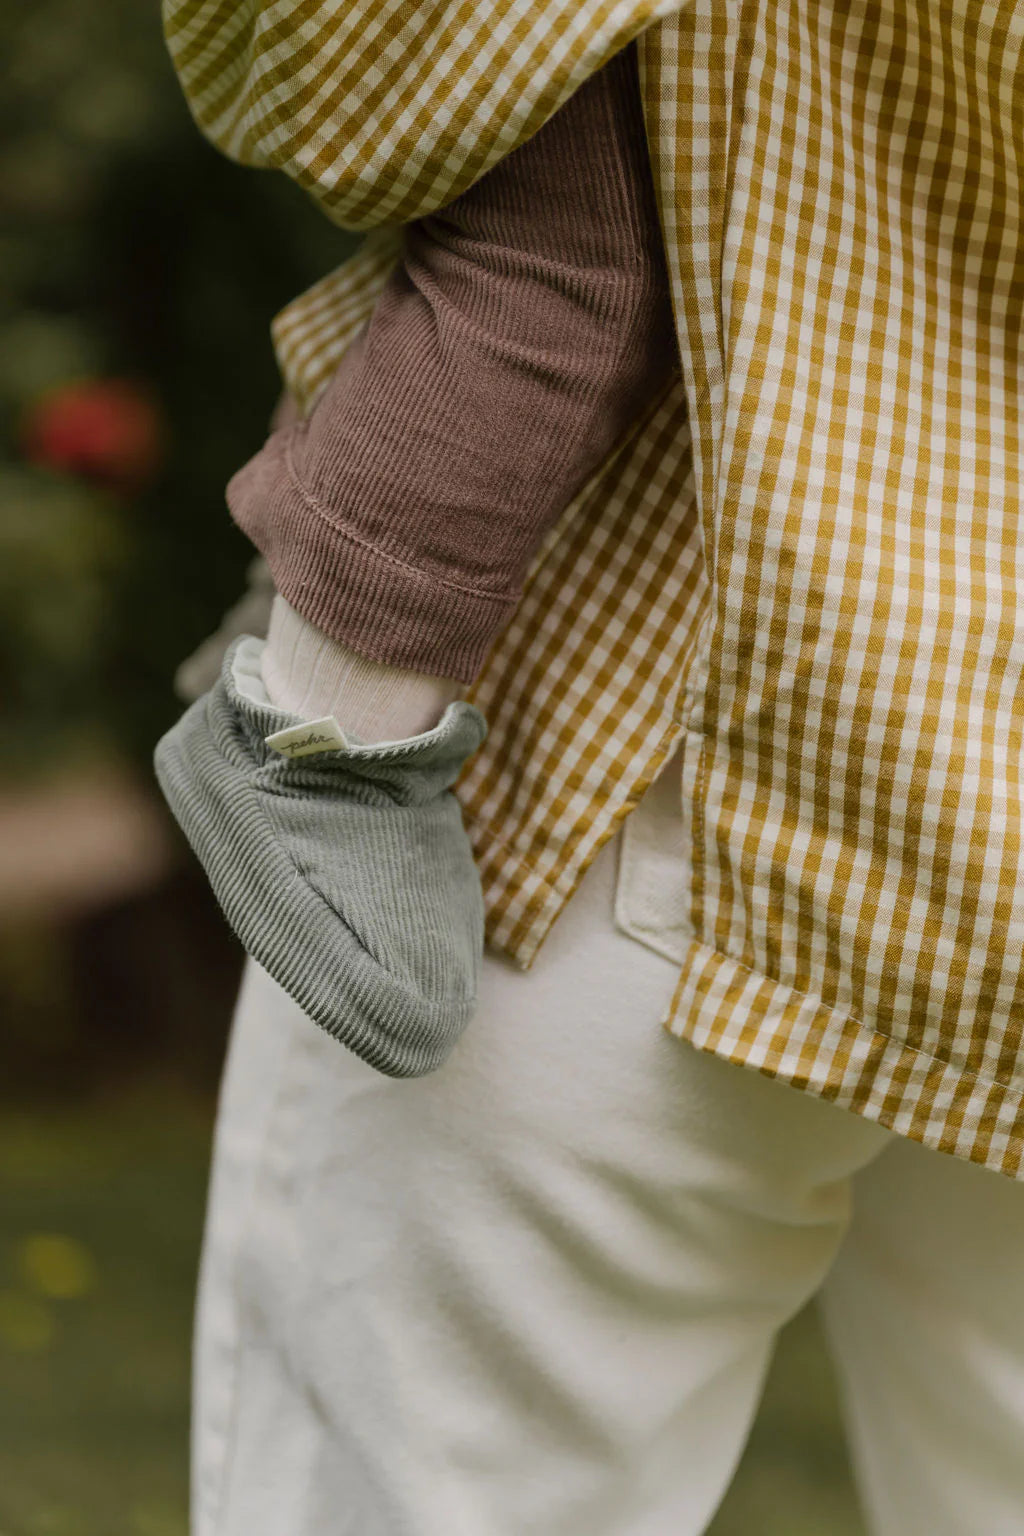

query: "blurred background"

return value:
[0, 4, 864, 1533]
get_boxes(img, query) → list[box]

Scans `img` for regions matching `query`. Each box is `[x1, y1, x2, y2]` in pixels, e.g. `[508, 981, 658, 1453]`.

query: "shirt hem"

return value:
[663, 935, 1024, 1183]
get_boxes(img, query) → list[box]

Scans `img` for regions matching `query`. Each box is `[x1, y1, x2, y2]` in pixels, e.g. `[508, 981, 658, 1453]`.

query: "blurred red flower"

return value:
[21, 379, 164, 494]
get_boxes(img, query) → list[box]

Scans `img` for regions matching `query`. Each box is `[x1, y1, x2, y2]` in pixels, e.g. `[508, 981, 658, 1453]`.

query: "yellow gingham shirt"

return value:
[166, 0, 1024, 1179]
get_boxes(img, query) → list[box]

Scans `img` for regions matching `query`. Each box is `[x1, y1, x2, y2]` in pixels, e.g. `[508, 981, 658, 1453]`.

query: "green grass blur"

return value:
[0, 1089, 210, 1536]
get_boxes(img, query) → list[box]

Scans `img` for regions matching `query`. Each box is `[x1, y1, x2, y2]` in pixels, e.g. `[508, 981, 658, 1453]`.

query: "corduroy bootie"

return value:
[154, 635, 488, 1076]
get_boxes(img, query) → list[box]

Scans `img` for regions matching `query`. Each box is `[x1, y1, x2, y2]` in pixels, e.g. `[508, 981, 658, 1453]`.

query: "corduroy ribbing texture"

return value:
[154, 637, 489, 1076]
[226, 43, 677, 683]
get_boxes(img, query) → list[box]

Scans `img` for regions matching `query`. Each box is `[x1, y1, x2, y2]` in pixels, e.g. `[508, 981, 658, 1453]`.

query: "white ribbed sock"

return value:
[260, 595, 463, 743]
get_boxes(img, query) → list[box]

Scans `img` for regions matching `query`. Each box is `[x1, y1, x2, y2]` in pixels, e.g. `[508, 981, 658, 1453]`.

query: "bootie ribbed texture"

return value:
[154, 636, 489, 1076]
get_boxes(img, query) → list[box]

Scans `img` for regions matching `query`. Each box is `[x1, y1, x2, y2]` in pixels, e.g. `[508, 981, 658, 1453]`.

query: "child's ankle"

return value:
[261, 594, 462, 741]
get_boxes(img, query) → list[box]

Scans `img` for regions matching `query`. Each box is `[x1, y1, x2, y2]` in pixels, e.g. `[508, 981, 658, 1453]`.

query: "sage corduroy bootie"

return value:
[154, 635, 489, 1076]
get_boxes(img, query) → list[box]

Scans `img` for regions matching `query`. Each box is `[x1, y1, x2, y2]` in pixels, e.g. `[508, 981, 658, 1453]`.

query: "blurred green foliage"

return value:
[0, 1086, 211, 1535]
[0, 0, 359, 778]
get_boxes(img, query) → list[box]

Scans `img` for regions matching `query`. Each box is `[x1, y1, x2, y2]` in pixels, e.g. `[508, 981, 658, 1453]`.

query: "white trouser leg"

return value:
[192, 828, 891, 1536]
[818, 1132, 1024, 1536]
[190, 953, 301, 1536]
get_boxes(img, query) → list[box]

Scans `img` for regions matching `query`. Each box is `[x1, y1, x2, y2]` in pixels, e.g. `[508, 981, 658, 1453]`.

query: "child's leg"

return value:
[193, 828, 891, 1536]
[819, 1133, 1024, 1536]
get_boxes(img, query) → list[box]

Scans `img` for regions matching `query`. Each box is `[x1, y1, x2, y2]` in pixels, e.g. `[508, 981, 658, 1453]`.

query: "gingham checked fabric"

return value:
[163, 0, 687, 227]
[167, 0, 1024, 1179]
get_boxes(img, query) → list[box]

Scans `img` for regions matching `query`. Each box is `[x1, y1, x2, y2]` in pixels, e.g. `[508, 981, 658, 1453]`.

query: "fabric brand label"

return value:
[265, 715, 349, 758]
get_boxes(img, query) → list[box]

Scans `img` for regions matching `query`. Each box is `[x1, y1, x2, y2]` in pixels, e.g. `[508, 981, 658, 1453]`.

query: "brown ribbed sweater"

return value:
[227, 42, 677, 685]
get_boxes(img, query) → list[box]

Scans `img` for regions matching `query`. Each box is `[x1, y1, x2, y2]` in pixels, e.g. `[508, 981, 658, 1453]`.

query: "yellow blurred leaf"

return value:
[18, 1232, 97, 1299]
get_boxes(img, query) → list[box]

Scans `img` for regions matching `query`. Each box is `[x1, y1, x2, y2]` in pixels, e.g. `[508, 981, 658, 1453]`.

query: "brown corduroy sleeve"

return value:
[226, 41, 678, 685]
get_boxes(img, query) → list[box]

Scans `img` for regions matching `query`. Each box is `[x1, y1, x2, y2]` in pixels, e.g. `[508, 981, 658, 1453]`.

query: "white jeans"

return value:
[192, 826, 1024, 1536]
